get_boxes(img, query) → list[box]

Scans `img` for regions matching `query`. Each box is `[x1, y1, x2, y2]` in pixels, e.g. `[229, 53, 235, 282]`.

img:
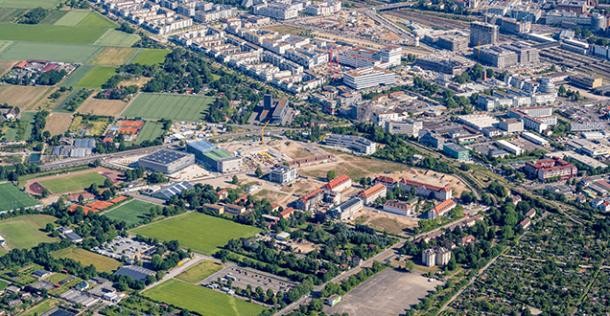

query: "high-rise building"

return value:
[469, 22, 498, 47]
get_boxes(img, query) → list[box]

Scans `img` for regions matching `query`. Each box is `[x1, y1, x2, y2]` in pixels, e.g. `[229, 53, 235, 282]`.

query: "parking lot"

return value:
[201, 265, 296, 294]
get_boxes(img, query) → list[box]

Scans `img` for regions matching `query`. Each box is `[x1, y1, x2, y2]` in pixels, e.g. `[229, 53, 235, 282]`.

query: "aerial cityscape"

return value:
[0, 0, 607, 315]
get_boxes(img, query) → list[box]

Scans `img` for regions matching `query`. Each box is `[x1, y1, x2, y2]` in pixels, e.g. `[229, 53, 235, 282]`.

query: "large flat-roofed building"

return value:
[473, 46, 518, 68]
[138, 149, 195, 174]
[330, 197, 364, 220]
[443, 143, 470, 161]
[470, 22, 498, 47]
[415, 57, 466, 75]
[343, 67, 396, 90]
[524, 158, 577, 182]
[186, 140, 241, 173]
[323, 134, 377, 155]
[269, 165, 298, 184]
[399, 178, 453, 201]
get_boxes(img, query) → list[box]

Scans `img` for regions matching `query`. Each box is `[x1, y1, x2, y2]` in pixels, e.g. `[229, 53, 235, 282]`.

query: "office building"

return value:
[269, 165, 298, 184]
[138, 149, 195, 174]
[343, 67, 396, 90]
[469, 22, 498, 47]
[323, 134, 377, 155]
[415, 57, 466, 75]
[473, 46, 518, 68]
[186, 140, 241, 173]
[443, 143, 470, 161]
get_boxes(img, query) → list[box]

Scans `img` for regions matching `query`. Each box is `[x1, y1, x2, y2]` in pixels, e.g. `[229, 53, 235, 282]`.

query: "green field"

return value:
[75, 66, 116, 88]
[39, 171, 106, 194]
[94, 29, 140, 47]
[54, 10, 89, 26]
[103, 199, 160, 227]
[0, 23, 107, 44]
[131, 212, 261, 255]
[0, 8, 24, 22]
[122, 93, 213, 121]
[132, 49, 169, 65]
[0, 214, 57, 252]
[52, 247, 121, 273]
[134, 121, 164, 144]
[61, 65, 92, 88]
[20, 299, 59, 316]
[0, 0, 62, 9]
[0, 42, 101, 63]
[0, 182, 38, 211]
[177, 260, 223, 283]
[76, 11, 116, 29]
[3, 111, 35, 142]
[143, 279, 265, 316]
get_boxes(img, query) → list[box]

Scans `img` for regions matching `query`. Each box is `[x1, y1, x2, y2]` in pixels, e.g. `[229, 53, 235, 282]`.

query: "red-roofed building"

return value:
[359, 183, 387, 204]
[295, 188, 324, 211]
[374, 176, 398, 188]
[280, 207, 295, 219]
[427, 199, 457, 219]
[324, 175, 352, 193]
[399, 178, 452, 201]
[519, 218, 532, 229]
[523, 158, 577, 182]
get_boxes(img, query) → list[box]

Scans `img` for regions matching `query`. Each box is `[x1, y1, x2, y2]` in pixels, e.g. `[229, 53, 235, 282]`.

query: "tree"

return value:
[231, 175, 239, 184]
[327, 170, 336, 181]
[255, 166, 264, 178]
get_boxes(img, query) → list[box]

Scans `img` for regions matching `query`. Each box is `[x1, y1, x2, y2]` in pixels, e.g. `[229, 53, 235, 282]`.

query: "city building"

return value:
[269, 165, 298, 184]
[435, 247, 452, 266]
[427, 199, 457, 219]
[469, 22, 498, 47]
[498, 119, 524, 133]
[224, 203, 247, 215]
[473, 45, 518, 68]
[496, 140, 524, 156]
[342, 67, 396, 90]
[443, 143, 470, 161]
[186, 140, 241, 173]
[384, 119, 423, 137]
[330, 197, 364, 220]
[359, 183, 387, 204]
[523, 158, 578, 182]
[323, 134, 377, 155]
[151, 181, 194, 200]
[324, 175, 352, 193]
[399, 178, 453, 201]
[422, 248, 436, 267]
[295, 188, 324, 211]
[138, 149, 195, 174]
[382, 200, 414, 216]
[415, 57, 466, 75]
[422, 248, 452, 267]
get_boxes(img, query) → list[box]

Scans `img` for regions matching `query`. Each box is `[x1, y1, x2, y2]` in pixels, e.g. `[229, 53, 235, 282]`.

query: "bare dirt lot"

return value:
[325, 269, 441, 316]
[0, 85, 51, 110]
[354, 208, 418, 236]
[77, 96, 130, 117]
[45, 112, 73, 136]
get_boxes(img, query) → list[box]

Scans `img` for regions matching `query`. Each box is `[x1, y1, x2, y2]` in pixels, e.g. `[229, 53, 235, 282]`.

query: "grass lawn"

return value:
[0, 42, 101, 63]
[0, 0, 62, 9]
[143, 279, 265, 316]
[0, 214, 57, 250]
[0, 182, 38, 211]
[68, 115, 110, 136]
[3, 111, 35, 142]
[52, 247, 121, 273]
[133, 121, 164, 144]
[131, 212, 260, 255]
[103, 199, 160, 227]
[20, 299, 59, 316]
[177, 260, 223, 283]
[75, 65, 116, 88]
[122, 93, 213, 121]
[92, 47, 137, 66]
[132, 48, 169, 65]
[53, 10, 89, 26]
[39, 171, 106, 194]
[94, 29, 140, 47]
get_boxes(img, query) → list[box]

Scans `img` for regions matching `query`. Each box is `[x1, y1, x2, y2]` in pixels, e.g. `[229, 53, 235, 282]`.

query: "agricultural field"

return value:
[92, 47, 137, 66]
[77, 97, 130, 117]
[103, 199, 160, 227]
[52, 247, 121, 273]
[94, 29, 140, 47]
[20, 299, 59, 316]
[74, 65, 116, 88]
[0, 214, 57, 254]
[53, 10, 89, 26]
[0, 182, 38, 211]
[38, 170, 107, 194]
[0, 85, 50, 110]
[0, 0, 62, 9]
[69, 115, 111, 136]
[122, 93, 213, 121]
[0, 42, 101, 63]
[0, 22, 107, 44]
[133, 121, 164, 144]
[44, 112, 73, 136]
[132, 48, 169, 65]
[0, 8, 24, 22]
[143, 279, 265, 316]
[176, 260, 223, 283]
[130, 212, 261, 255]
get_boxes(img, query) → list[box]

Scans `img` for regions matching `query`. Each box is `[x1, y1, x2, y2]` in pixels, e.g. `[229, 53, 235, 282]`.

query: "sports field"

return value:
[132, 49, 169, 65]
[53, 11, 89, 26]
[0, 182, 38, 211]
[0, 214, 57, 251]
[103, 199, 160, 227]
[134, 121, 164, 144]
[122, 93, 213, 121]
[75, 66, 116, 88]
[143, 279, 265, 316]
[0, 0, 62, 9]
[177, 260, 223, 283]
[130, 212, 261, 255]
[92, 47, 137, 66]
[94, 29, 140, 47]
[39, 171, 106, 194]
[0, 42, 101, 63]
[52, 247, 121, 273]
